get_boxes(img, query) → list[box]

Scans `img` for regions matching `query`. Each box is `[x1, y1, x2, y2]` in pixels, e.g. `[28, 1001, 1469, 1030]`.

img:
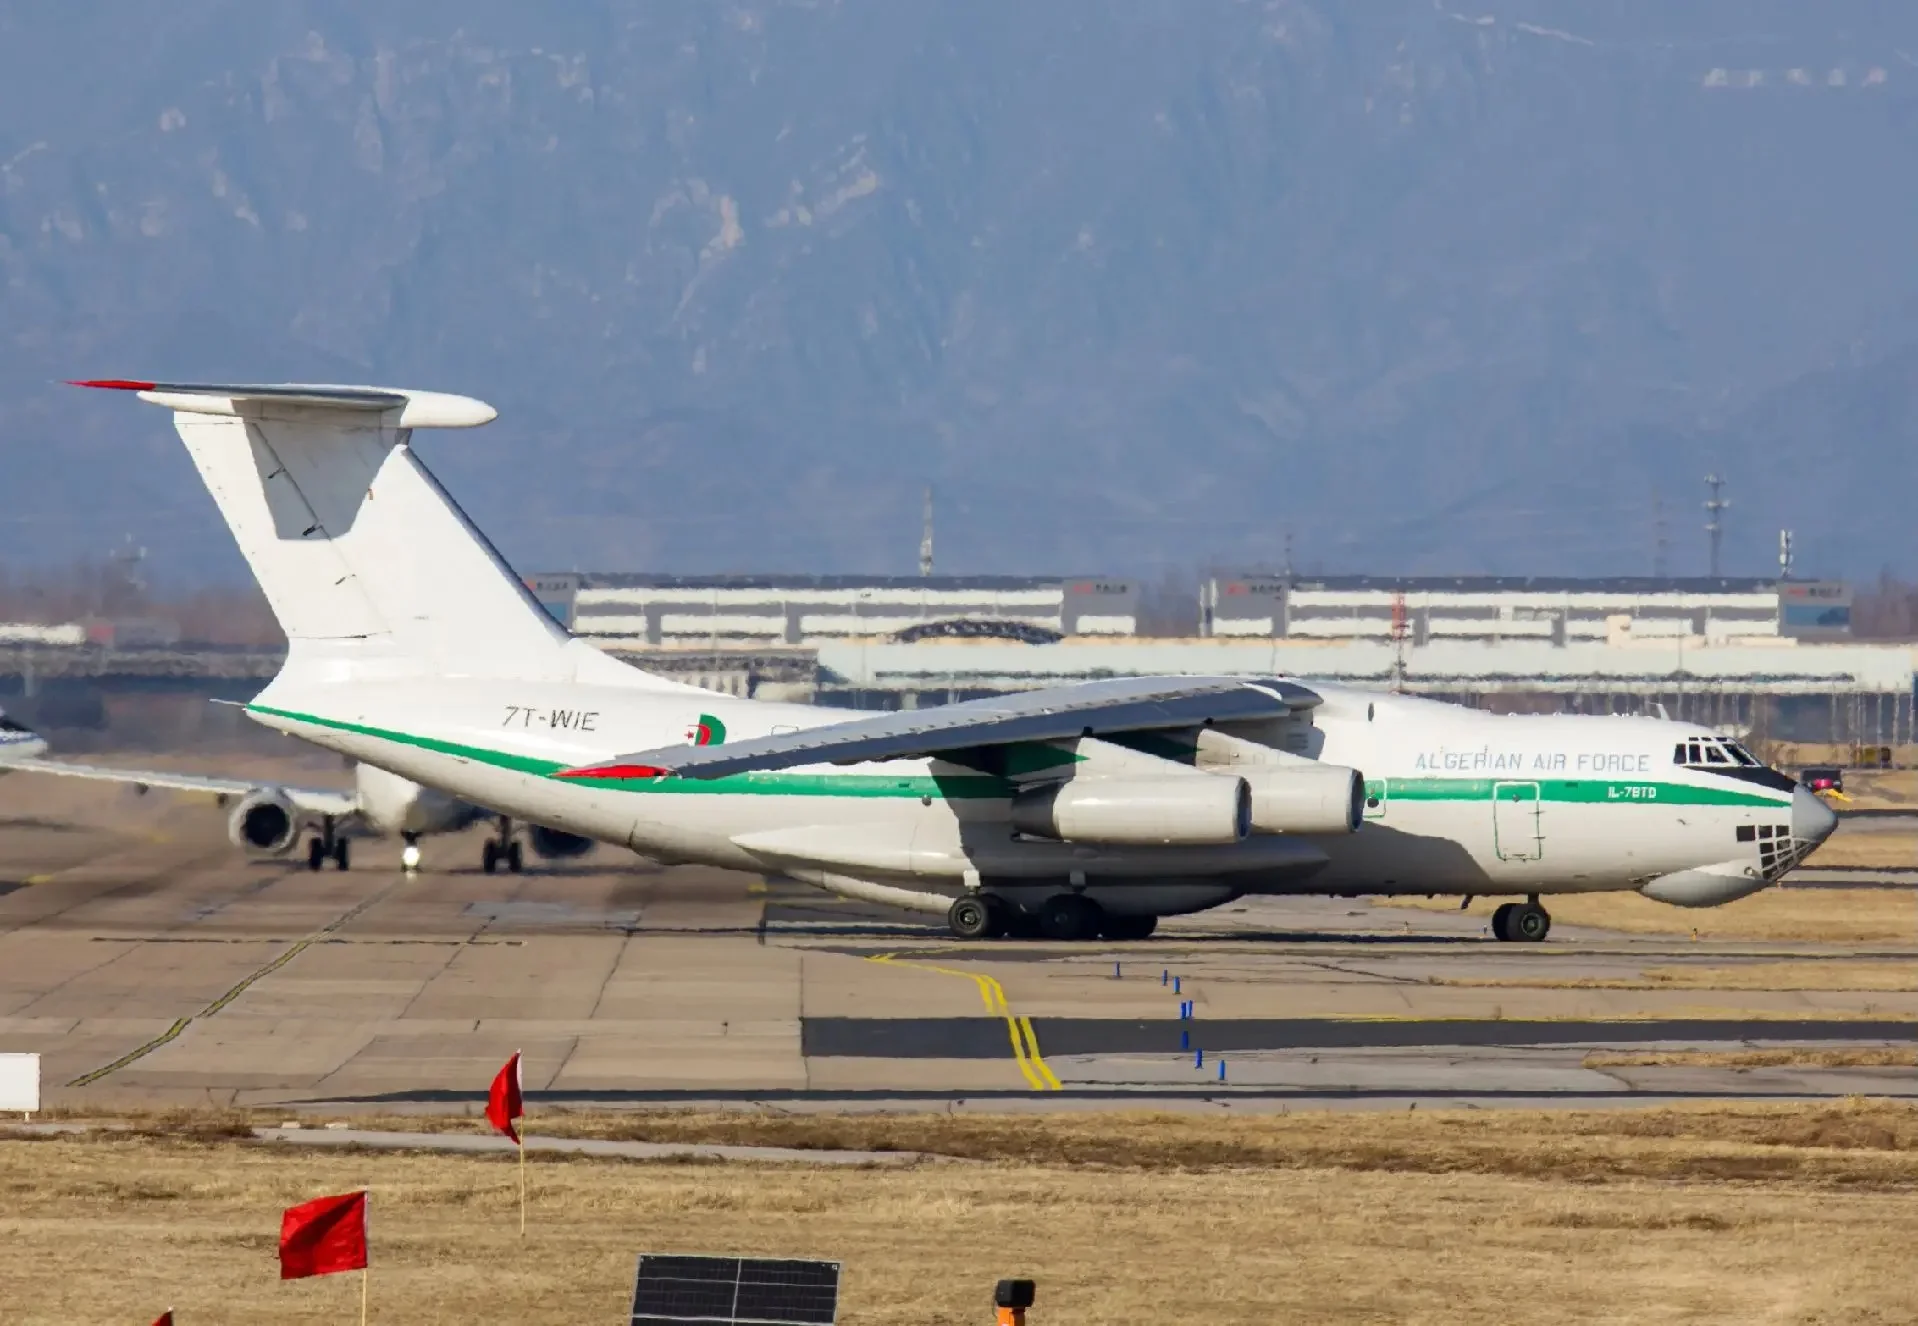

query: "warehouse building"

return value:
[529, 573, 1139, 645]
[1201, 575, 1852, 644]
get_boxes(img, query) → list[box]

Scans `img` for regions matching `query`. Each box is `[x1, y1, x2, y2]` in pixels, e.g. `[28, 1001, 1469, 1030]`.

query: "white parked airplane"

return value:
[5, 751, 594, 873]
[71, 378, 1837, 942]
[0, 708, 49, 763]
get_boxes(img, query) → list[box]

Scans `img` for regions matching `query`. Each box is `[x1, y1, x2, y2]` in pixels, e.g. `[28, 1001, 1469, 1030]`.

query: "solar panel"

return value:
[631, 1254, 841, 1326]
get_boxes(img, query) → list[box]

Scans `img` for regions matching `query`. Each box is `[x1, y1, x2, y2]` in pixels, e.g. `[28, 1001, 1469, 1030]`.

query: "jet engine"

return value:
[229, 789, 299, 854]
[1240, 764, 1365, 834]
[1011, 776, 1251, 846]
[528, 825, 596, 860]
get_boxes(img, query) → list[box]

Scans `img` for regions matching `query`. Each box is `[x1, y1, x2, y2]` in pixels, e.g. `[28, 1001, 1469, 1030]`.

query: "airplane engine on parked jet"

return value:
[229, 789, 299, 854]
[528, 825, 595, 860]
[1240, 763, 1365, 834]
[1011, 776, 1251, 846]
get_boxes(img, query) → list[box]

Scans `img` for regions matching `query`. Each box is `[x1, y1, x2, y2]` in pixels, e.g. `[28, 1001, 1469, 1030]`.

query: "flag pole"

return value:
[517, 1133, 527, 1237]
[360, 1264, 369, 1326]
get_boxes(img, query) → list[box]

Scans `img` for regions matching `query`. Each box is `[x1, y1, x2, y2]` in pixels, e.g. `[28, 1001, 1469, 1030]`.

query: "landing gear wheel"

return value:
[482, 839, 500, 875]
[1039, 893, 1104, 942]
[1100, 913, 1158, 941]
[1490, 902, 1516, 941]
[506, 840, 524, 874]
[947, 894, 1000, 941]
[306, 837, 326, 872]
[1510, 901, 1551, 942]
[332, 838, 350, 871]
[400, 835, 421, 873]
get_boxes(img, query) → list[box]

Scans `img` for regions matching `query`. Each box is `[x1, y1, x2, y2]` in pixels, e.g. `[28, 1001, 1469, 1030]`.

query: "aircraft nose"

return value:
[1792, 783, 1839, 848]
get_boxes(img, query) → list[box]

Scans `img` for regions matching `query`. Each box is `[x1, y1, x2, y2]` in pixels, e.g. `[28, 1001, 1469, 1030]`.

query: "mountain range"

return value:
[4, 0, 1917, 585]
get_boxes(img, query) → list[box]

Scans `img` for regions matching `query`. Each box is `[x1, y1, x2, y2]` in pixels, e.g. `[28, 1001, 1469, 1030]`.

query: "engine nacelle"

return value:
[1240, 764, 1365, 834]
[528, 825, 596, 860]
[1010, 776, 1250, 846]
[229, 789, 299, 854]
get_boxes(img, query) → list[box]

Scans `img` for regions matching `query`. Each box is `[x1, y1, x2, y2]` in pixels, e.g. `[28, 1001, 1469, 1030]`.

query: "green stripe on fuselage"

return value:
[1381, 777, 1785, 807]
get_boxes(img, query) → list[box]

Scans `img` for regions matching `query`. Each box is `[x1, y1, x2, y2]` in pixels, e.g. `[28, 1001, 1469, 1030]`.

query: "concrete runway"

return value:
[2, 772, 1915, 1114]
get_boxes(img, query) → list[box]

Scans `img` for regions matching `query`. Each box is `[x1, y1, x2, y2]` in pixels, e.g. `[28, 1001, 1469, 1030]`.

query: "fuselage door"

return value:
[1493, 780, 1543, 861]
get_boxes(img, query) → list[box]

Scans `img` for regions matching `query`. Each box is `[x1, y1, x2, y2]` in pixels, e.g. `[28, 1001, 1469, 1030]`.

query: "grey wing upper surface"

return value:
[565, 676, 1318, 780]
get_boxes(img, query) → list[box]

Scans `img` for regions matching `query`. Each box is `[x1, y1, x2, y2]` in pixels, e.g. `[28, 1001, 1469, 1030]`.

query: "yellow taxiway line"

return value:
[867, 953, 1063, 1091]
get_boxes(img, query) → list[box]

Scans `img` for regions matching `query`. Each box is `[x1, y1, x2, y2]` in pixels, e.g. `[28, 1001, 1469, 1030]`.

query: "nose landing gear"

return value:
[1491, 896, 1552, 942]
[400, 833, 422, 873]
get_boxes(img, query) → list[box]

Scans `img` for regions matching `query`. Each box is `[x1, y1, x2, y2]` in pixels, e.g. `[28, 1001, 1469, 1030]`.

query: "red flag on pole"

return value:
[486, 1050, 524, 1144]
[279, 1190, 368, 1280]
[151, 1313, 174, 1326]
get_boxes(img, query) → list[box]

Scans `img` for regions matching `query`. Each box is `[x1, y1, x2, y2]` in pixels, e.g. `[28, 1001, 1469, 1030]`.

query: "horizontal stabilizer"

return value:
[561, 676, 1317, 781]
[6, 758, 357, 816]
[70, 379, 495, 429]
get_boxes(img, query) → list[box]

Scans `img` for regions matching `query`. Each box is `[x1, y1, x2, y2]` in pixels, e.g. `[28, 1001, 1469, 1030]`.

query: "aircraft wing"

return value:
[6, 758, 359, 817]
[560, 676, 1318, 781]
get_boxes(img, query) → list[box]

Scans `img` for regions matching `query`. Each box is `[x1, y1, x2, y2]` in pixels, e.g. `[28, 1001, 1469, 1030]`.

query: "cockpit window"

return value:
[1676, 737, 1759, 769]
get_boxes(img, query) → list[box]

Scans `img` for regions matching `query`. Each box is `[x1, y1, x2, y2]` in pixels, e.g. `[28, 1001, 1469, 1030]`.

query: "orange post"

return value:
[994, 1279, 1035, 1325]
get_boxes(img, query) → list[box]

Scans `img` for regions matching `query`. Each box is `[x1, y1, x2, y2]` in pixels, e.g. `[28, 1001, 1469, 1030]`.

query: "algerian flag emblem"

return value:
[689, 714, 727, 747]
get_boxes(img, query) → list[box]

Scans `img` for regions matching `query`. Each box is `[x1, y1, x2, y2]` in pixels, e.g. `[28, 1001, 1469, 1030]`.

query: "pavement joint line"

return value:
[867, 953, 1063, 1090]
[66, 883, 401, 1088]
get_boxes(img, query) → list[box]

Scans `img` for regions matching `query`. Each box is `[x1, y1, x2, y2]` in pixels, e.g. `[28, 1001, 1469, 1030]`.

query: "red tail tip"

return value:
[69, 378, 158, 391]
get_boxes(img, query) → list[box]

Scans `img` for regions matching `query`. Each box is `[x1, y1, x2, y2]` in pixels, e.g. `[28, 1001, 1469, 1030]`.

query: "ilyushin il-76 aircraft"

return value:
[72, 379, 1837, 943]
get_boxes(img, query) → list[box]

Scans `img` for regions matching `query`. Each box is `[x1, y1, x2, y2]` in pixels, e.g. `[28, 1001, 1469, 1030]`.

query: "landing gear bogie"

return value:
[482, 815, 523, 874]
[306, 815, 349, 872]
[946, 893, 1004, 941]
[1038, 893, 1103, 942]
[1491, 897, 1551, 942]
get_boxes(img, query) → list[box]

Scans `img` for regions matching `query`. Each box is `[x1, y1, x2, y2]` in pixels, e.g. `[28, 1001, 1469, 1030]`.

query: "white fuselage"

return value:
[244, 672, 1812, 914]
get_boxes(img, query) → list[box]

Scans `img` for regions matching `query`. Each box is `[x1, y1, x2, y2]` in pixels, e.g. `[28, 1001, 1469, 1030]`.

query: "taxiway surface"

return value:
[2, 775, 1914, 1114]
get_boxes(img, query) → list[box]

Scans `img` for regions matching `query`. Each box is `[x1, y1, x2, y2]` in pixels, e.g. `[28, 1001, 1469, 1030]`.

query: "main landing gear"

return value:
[944, 892, 1160, 942]
[304, 816, 349, 872]
[481, 816, 524, 875]
[1491, 895, 1551, 942]
[400, 833, 422, 873]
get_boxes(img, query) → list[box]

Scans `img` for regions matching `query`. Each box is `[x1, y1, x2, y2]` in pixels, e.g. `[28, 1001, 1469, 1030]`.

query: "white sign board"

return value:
[0, 1052, 41, 1114]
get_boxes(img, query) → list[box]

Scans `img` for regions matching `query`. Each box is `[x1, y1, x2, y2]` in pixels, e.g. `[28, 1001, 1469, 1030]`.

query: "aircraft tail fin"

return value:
[74, 380, 660, 688]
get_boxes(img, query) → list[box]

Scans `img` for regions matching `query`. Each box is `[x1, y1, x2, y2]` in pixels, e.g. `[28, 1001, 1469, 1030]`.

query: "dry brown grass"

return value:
[8, 1105, 1918, 1323]
[1439, 960, 1918, 993]
[1584, 1048, 1918, 1070]
[1377, 886, 1918, 942]
[1803, 829, 1918, 869]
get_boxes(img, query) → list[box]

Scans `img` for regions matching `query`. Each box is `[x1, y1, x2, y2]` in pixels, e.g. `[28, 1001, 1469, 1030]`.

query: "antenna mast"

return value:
[918, 486, 934, 578]
[1703, 474, 1729, 577]
[1652, 493, 1669, 578]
